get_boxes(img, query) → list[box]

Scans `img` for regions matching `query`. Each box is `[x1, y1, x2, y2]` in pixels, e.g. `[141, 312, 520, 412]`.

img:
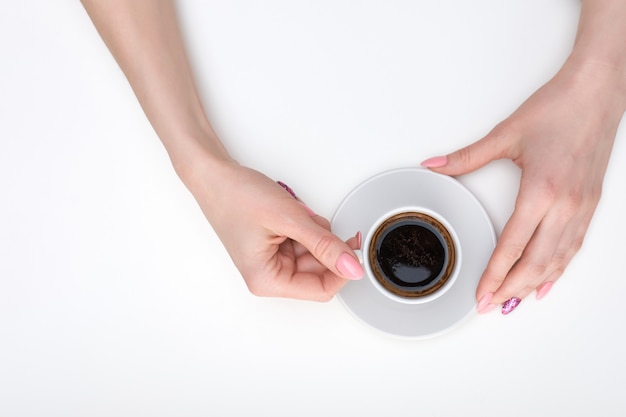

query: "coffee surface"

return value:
[374, 220, 446, 290]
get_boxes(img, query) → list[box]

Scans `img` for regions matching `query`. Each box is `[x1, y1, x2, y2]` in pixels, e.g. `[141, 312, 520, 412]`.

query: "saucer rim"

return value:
[331, 167, 496, 339]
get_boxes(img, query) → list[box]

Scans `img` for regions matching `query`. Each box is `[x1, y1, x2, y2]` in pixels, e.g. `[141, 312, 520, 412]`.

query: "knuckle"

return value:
[315, 216, 331, 230]
[480, 272, 505, 291]
[246, 284, 265, 297]
[314, 292, 335, 303]
[455, 146, 474, 166]
[312, 233, 337, 260]
[526, 262, 548, 278]
[489, 123, 510, 144]
[550, 184, 602, 220]
[245, 280, 269, 297]
[243, 272, 275, 298]
[591, 185, 603, 203]
[536, 179, 559, 202]
[551, 249, 567, 266]
[563, 192, 583, 215]
[561, 187, 600, 218]
[490, 122, 518, 155]
[570, 235, 585, 254]
[280, 212, 302, 232]
[316, 278, 338, 303]
[501, 243, 525, 264]
[550, 267, 565, 280]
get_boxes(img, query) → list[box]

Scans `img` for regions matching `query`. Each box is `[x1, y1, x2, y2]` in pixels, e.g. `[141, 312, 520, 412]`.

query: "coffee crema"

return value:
[368, 212, 456, 299]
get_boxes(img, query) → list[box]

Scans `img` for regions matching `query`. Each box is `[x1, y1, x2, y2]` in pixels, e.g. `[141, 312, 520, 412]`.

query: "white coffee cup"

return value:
[352, 207, 461, 305]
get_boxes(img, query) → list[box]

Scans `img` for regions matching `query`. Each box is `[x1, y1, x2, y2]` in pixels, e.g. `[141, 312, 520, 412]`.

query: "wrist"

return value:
[560, 53, 626, 113]
[168, 130, 237, 192]
[568, 0, 626, 111]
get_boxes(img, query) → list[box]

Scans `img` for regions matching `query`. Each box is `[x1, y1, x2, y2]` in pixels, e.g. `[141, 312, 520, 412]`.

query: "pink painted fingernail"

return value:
[501, 297, 522, 315]
[420, 155, 448, 168]
[536, 281, 554, 300]
[356, 231, 362, 249]
[277, 181, 298, 199]
[336, 252, 364, 280]
[477, 292, 497, 314]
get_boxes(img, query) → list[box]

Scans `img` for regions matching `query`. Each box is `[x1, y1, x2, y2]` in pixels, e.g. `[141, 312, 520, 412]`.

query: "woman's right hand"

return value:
[183, 159, 363, 301]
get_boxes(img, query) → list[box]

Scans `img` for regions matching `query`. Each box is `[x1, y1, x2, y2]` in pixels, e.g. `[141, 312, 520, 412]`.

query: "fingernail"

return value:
[336, 252, 364, 280]
[501, 297, 522, 315]
[298, 201, 316, 216]
[481, 303, 498, 314]
[477, 292, 497, 314]
[277, 181, 298, 199]
[356, 231, 362, 249]
[420, 155, 448, 168]
[536, 281, 554, 300]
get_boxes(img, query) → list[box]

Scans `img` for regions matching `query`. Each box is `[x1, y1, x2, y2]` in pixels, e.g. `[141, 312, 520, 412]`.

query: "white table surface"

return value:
[2, 1, 625, 416]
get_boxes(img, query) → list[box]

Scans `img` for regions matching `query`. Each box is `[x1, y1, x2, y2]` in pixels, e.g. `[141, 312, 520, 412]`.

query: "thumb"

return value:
[287, 215, 364, 280]
[421, 127, 512, 176]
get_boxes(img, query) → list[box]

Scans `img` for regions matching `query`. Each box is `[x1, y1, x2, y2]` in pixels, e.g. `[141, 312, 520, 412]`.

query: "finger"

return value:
[491, 208, 570, 303]
[248, 250, 345, 302]
[264, 232, 361, 302]
[476, 193, 547, 303]
[293, 231, 361, 274]
[487, 192, 594, 310]
[281, 213, 364, 281]
[292, 213, 331, 258]
[275, 182, 362, 280]
[421, 125, 514, 176]
[280, 180, 332, 259]
[291, 212, 360, 257]
[346, 231, 362, 250]
[262, 268, 347, 302]
[535, 208, 595, 300]
[267, 236, 341, 300]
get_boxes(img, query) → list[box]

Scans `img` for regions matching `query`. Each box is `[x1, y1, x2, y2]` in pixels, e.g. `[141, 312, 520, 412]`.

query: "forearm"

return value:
[81, 0, 232, 180]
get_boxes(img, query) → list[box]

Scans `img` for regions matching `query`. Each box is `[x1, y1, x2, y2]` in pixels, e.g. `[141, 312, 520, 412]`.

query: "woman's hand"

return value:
[183, 159, 363, 301]
[423, 0, 626, 314]
[82, 0, 363, 302]
[422, 59, 625, 314]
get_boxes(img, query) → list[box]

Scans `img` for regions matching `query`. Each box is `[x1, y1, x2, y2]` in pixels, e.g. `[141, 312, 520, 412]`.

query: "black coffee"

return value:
[369, 212, 455, 298]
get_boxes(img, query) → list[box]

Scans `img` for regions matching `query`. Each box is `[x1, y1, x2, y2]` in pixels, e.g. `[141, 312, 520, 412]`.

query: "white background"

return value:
[1, 1, 625, 416]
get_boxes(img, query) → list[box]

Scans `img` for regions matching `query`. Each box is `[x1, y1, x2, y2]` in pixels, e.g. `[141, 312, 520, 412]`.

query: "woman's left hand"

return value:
[422, 60, 625, 314]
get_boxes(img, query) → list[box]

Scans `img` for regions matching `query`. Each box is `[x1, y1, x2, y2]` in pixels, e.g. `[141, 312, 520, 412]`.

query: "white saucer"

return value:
[331, 167, 496, 339]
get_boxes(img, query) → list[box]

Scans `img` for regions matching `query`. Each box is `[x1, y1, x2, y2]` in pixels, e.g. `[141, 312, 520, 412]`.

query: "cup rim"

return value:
[360, 207, 462, 305]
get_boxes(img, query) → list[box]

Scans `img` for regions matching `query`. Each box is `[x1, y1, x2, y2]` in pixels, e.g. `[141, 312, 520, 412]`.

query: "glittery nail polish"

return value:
[277, 181, 298, 199]
[501, 297, 522, 315]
